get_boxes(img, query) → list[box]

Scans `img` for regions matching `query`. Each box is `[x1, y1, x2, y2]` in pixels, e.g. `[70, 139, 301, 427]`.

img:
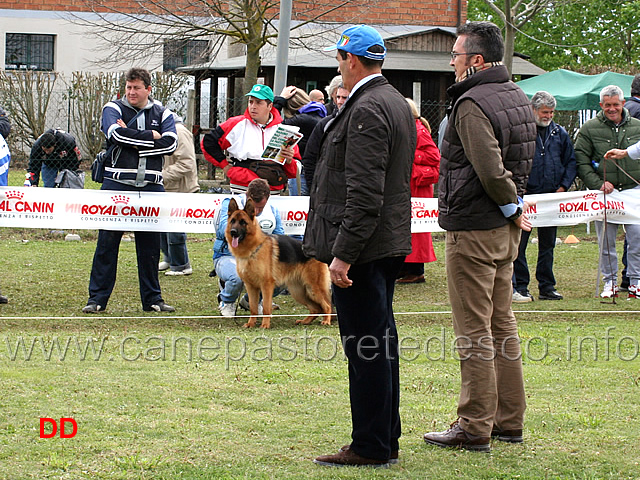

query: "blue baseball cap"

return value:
[245, 84, 274, 102]
[324, 25, 386, 61]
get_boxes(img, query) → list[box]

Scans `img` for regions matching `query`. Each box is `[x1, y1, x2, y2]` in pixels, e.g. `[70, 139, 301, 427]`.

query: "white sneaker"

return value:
[218, 301, 237, 317]
[512, 291, 533, 303]
[239, 296, 263, 315]
[600, 281, 618, 298]
[158, 261, 170, 271]
[165, 267, 193, 276]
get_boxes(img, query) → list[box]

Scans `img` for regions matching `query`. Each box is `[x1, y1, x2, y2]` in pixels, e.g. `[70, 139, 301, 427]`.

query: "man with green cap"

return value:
[201, 83, 300, 194]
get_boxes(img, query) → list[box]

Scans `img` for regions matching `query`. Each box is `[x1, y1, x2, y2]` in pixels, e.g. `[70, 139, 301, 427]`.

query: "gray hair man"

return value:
[512, 91, 576, 303]
[575, 84, 640, 299]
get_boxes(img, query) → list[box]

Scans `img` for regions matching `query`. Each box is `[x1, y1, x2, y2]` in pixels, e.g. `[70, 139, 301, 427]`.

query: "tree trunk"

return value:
[503, 0, 514, 77]
[245, 42, 260, 95]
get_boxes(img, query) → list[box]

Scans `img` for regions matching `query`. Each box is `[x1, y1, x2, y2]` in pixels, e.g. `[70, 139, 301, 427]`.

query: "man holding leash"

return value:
[303, 25, 416, 468]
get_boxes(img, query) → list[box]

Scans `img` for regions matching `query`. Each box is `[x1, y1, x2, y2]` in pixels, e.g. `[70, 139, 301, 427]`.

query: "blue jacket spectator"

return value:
[525, 120, 576, 195]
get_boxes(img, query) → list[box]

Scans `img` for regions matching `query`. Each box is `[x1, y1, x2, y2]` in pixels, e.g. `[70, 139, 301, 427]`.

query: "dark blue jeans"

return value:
[332, 256, 403, 461]
[160, 232, 190, 271]
[86, 180, 165, 310]
[622, 236, 629, 285]
[513, 226, 557, 294]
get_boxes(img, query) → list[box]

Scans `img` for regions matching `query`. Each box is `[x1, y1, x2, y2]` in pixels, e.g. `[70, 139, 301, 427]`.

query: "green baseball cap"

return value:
[245, 84, 274, 102]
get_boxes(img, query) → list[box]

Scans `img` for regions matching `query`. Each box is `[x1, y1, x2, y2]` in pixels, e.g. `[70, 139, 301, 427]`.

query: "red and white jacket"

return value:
[201, 106, 300, 192]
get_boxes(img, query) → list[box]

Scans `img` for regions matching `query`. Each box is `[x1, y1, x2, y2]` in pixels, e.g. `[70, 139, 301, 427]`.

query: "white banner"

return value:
[0, 187, 637, 235]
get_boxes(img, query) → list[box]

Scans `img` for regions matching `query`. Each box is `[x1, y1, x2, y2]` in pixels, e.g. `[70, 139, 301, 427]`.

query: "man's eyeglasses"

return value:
[450, 52, 481, 60]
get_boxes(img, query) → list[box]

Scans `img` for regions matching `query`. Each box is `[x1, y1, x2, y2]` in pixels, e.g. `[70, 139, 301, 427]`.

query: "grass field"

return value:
[1, 171, 639, 479]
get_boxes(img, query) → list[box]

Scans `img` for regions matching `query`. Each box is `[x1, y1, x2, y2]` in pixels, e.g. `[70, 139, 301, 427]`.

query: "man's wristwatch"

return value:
[508, 207, 523, 221]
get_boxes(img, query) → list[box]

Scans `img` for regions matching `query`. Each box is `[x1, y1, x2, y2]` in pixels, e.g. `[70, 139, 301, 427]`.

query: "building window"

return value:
[5, 33, 55, 71]
[163, 39, 209, 71]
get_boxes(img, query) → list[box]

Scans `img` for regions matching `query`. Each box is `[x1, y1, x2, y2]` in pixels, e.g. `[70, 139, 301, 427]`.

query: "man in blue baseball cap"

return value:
[324, 24, 387, 61]
[306, 24, 416, 468]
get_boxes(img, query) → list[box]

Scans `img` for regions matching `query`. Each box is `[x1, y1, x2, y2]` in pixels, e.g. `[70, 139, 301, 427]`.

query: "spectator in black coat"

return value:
[26, 129, 81, 187]
[274, 86, 327, 195]
[302, 84, 349, 191]
[0, 106, 10, 140]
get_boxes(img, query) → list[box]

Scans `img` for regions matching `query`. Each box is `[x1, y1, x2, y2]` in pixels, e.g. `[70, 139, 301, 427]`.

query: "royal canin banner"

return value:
[0, 187, 638, 235]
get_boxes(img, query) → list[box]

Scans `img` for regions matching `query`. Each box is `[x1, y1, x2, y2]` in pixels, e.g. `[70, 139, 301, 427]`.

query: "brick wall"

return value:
[0, 0, 465, 27]
[304, 1, 465, 26]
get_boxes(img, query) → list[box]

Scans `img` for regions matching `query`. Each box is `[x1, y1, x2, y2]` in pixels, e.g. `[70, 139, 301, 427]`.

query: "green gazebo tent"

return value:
[516, 69, 634, 111]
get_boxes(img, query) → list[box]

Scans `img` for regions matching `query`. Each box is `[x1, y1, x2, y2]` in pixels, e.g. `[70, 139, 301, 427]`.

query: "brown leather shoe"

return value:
[396, 274, 425, 284]
[423, 421, 491, 452]
[314, 445, 390, 468]
[491, 427, 523, 443]
[339, 444, 399, 464]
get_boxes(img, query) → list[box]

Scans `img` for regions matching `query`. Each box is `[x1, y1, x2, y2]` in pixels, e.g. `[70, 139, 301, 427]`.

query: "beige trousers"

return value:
[445, 223, 526, 437]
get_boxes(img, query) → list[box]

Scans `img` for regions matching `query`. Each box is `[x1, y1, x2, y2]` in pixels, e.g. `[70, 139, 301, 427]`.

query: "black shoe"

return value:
[423, 420, 490, 452]
[491, 427, 523, 443]
[539, 290, 563, 300]
[0, 294, 8, 304]
[82, 303, 103, 313]
[144, 301, 176, 312]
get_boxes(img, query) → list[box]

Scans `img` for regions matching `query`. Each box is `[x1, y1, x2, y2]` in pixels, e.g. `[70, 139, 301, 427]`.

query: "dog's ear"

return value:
[228, 198, 238, 216]
[244, 198, 256, 219]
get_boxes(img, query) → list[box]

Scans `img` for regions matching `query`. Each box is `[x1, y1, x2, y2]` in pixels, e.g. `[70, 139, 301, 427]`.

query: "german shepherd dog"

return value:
[225, 198, 332, 329]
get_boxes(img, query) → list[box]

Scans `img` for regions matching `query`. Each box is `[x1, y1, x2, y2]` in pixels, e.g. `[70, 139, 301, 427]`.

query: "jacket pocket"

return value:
[310, 203, 345, 264]
[326, 130, 347, 171]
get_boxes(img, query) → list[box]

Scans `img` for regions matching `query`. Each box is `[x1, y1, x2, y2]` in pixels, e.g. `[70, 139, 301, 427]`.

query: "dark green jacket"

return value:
[575, 109, 640, 191]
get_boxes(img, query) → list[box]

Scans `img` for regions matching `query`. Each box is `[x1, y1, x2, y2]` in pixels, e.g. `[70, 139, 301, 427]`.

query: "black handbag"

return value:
[91, 144, 121, 183]
[91, 150, 107, 183]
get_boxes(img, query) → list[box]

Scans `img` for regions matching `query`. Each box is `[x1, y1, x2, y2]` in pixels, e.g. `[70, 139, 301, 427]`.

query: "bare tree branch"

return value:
[69, 0, 376, 88]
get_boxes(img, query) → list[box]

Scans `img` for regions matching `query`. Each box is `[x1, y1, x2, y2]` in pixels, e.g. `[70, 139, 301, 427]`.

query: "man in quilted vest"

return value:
[424, 21, 536, 453]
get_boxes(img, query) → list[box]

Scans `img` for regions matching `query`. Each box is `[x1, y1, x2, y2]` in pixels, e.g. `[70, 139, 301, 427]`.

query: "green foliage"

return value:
[468, 0, 640, 73]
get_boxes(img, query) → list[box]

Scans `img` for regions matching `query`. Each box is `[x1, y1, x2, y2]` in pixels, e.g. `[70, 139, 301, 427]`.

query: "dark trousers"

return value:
[401, 262, 424, 276]
[87, 180, 164, 310]
[160, 232, 190, 270]
[622, 236, 629, 285]
[332, 256, 403, 461]
[513, 226, 557, 294]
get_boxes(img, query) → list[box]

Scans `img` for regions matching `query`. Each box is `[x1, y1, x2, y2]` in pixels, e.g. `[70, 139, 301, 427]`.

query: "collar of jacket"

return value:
[243, 105, 283, 128]
[331, 75, 388, 122]
[596, 107, 631, 127]
[120, 97, 156, 112]
[447, 64, 510, 104]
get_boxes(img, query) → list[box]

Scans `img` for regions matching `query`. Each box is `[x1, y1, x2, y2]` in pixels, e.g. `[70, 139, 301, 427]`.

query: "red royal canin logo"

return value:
[111, 194, 130, 205]
[5, 190, 24, 200]
[583, 192, 598, 200]
[411, 200, 438, 219]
